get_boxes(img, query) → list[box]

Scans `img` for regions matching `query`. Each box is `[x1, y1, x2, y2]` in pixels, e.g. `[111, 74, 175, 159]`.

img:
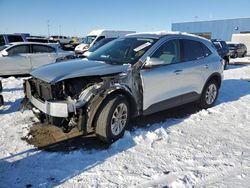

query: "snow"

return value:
[1, 63, 250, 187]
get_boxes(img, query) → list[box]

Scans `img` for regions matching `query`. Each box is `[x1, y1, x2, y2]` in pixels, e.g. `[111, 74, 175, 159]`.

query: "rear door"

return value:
[0, 44, 31, 75]
[177, 39, 212, 100]
[30, 44, 57, 69]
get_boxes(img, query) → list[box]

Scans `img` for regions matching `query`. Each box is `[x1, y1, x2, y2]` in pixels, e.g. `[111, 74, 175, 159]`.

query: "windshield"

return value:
[88, 38, 115, 52]
[87, 37, 157, 65]
[82, 35, 97, 44]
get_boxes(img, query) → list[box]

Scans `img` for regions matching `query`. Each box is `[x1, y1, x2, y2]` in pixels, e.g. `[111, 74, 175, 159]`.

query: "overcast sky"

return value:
[1, 0, 250, 37]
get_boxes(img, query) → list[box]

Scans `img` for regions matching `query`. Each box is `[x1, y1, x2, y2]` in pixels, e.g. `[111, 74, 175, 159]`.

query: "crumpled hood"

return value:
[31, 59, 130, 84]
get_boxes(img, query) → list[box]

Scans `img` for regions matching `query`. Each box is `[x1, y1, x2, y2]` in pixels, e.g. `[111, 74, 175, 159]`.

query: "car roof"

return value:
[126, 31, 209, 41]
[226, 42, 241, 45]
[9, 42, 56, 46]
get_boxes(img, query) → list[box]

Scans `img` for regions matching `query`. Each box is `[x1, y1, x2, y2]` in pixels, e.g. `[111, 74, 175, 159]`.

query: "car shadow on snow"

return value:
[0, 98, 23, 115]
[217, 78, 250, 103]
[0, 78, 250, 187]
[227, 64, 247, 70]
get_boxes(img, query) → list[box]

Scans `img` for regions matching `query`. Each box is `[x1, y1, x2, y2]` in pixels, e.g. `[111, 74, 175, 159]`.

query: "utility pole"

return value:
[47, 20, 50, 37]
[59, 25, 61, 36]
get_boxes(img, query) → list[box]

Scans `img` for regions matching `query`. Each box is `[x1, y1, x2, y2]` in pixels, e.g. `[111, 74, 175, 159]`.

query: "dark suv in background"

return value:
[227, 42, 247, 58]
[0, 34, 26, 47]
[211, 39, 230, 69]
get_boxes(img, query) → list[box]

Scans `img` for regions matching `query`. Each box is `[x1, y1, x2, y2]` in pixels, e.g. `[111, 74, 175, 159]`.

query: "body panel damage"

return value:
[21, 64, 143, 134]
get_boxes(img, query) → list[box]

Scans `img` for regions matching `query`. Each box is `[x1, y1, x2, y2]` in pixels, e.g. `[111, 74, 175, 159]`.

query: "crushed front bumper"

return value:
[22, 79, 74, 118]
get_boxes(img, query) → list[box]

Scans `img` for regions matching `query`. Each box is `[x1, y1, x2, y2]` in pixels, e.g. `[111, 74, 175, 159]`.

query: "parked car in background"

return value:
[227, 42, 247, 58]
[74, 30, 135, 54]
[0, 80, 3, 107]
[21, 32, 223, 143]
[82, 38, 116, 57]
[0, 42, 75, 76]
[211, 39, 230, 69]
[27, 36, 57, 43]
[0, 34, 26, 47]
[49, 36, 72, 44]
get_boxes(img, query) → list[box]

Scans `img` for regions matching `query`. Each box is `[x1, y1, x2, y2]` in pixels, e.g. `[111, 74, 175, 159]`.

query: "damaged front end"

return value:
[20, 72, 139, 134]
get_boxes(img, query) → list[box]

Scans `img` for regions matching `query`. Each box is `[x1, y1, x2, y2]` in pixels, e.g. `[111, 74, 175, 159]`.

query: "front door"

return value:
[140, 39, 184, 113]
[0, 44, 31, 75]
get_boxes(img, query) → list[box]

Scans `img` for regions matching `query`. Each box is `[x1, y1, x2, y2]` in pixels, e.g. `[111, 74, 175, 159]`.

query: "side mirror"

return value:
[1, 50, 8, 57]
[144, 57, 164, 68]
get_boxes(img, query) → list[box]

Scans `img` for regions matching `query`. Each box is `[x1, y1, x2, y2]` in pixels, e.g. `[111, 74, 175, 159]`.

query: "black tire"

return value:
[234, 52, 238, 58]
[223, 58, 229, 70]
[0, 95, 4, 107]
[95, 95, 130, 143]
[198, 79, 219, 109]
[242, 51, 247, 57]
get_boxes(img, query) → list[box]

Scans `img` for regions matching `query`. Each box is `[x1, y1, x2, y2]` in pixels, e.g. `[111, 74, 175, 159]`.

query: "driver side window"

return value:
[7, 45, 30, 56]
[151, 39, 181, 65]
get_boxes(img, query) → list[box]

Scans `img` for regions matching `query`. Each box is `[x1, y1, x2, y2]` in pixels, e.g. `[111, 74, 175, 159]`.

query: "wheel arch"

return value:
[203, 73, 222, 91]
[89, 87, 138, 130]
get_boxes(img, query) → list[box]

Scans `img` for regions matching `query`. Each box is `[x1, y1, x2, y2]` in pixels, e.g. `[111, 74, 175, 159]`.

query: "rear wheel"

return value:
[223, 57, 229, 70]
[234, 52, 238, 58]
[242, 51, 247, 57]
[198, 79, 219, 109]
[95, 95, 130, 143]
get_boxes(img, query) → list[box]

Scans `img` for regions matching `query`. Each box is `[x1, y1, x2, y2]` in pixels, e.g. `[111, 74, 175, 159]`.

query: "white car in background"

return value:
[0, 42, 75, 76]
[74, 30, 135, 54]
[49, 36, 72, 44]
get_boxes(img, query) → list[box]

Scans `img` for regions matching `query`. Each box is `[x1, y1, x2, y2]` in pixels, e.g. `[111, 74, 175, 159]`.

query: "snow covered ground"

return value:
[0, 63, 250, 188]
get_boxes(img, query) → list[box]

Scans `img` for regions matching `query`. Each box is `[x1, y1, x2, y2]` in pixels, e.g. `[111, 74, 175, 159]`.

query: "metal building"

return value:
[172, 18, 250, 41]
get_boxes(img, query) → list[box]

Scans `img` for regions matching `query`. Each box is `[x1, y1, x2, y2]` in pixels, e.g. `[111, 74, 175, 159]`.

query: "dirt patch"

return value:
[23, 123, 109, 152]
[23, 102, 200, 152]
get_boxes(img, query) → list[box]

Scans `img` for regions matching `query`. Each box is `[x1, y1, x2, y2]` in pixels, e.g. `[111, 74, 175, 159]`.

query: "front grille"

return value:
[29, 78, 60, 101]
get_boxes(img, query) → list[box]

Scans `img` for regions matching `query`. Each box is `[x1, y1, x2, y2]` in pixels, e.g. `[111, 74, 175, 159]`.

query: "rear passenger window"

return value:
[8, 45, 30, 55]
[182, 39, 211, 61]
[32, 45, 55, 53]
[7, 35, 23, 43]
[151, 39, 181, 65]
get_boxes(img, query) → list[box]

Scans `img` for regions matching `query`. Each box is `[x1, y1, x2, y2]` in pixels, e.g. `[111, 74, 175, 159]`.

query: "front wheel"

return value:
[95, 95, 130, 143]
[198, 80, 219, 109]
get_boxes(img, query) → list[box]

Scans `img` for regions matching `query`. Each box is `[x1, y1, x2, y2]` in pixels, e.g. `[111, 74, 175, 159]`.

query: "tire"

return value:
[242, 51, 247, 57]
[198, 79, 219, 109]
[234, 52, 238, 58]
[0, 95, 4, 107]
[223, 58, 229, 70]
[95, 95, 130, 143]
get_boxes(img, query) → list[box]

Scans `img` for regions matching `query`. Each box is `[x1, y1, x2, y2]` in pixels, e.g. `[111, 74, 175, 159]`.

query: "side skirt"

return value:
[143, 92, 200, 116]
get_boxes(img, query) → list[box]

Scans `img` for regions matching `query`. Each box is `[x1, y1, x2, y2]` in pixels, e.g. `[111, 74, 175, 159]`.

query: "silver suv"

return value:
[21, 32, 223, 143]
